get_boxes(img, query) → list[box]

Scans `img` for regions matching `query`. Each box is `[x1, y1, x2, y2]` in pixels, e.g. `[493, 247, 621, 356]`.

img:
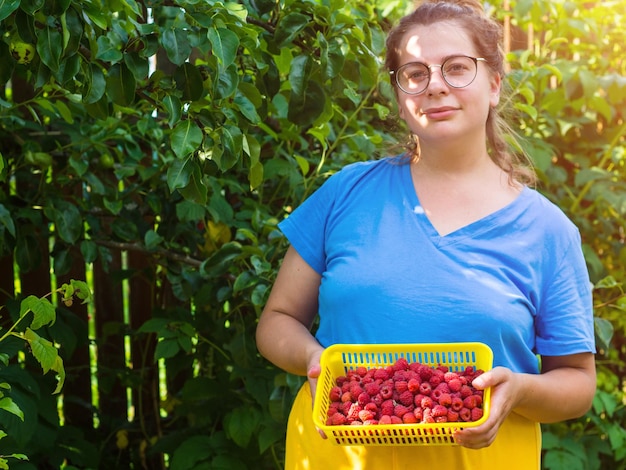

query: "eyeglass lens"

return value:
[395, 56, 479, 94]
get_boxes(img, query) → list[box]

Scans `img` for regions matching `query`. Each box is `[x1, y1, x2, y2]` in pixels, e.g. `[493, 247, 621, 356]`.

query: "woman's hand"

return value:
[454, 366, 519, 448]
[306, 350, 327, 439]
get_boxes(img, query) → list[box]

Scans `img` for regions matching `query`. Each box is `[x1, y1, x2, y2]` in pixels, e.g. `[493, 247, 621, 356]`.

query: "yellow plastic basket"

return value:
[312, 342, 493, 446]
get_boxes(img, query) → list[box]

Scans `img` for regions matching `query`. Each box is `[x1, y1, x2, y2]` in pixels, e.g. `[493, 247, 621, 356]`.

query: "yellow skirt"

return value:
[286, 382, 541, 470]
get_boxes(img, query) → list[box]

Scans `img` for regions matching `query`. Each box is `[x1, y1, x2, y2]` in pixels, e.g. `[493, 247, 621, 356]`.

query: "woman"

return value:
[256, 1, 596, 468]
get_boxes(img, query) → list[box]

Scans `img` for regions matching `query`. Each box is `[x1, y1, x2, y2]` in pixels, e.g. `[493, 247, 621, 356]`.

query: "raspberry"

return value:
[443, 371, 458, 382]
[394, 357, 410, 371]
[459, 407, 472, 422]
[347, 403, 362, 421]
[390, 415, 403, 424]
[463, 395, 480, 409]
[357, 392, 371, 406]
[450, 396, 464, 412]
[374, 368, 390, 381]
[413, 407, 423, 421]
[355, 366, 368, 377]
[329, 386, 342, 402]
[364, 382, 380, 396]
[380, 383, 393, 400]
[407, 378, 421, 393]
[471, 407, 483, 421]
[341, 392, 352, 403]
[394, 380, 408, 393]
[435, 416, 448, 423]
[403, 412, 417, 424]
[365, 402, 378, 413]
[394, 404, 410, 418]
[397, 390, 414, 407]
[329, 412, 347, 425]
[417, 365, 433, 381]
[371, 393, 383, 406]
[350, 384, 364, 398]
[460, 385, 473, 398]
[421, 396, 434, 409]
[380, 399, 395, 417]
[438, 393, 452, 407]
[447, 378, 462, 393]
[447, 410, 459, 422]
[359, 409, 375, 422]
[379, 415, 392, 425]
[432, 405, 448, 418]
[419, 382, 432, 395]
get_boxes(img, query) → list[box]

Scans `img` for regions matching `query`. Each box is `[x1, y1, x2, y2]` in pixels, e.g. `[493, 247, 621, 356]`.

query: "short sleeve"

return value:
[535, 229, 596, 356]
[278, 173, 341, 275]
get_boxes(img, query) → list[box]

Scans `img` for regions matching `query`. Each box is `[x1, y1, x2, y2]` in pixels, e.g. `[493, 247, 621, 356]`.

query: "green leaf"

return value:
[46, 200, 82, 244]
[0, 397, 23, 421]
[169, 436, 212, 469]
[145, 229, 164, 250]
[0, 0, 20, 23]
[274, 12, 310, 47]
[163, 94, 182, 128]
[95, 35, 123, 63]
[174, 63, 204, 101]
[24, 328, 58, 374]
[106, 63, 136, 106]
[167, 156, 193, 191]
[155, 338, 180, 360]
[288, 80, 326, 127]
[207, 26, 239, 69]
[288, 55, 310, 98]
[224, 406, 261, 448]
[36, 26, 63, 72]
[594, 317, 614, 352]
[161, 28, 192, 66]
[0, 204, 15, 236]
[171, 120, 203, 159]
[19, 295, 56, 329]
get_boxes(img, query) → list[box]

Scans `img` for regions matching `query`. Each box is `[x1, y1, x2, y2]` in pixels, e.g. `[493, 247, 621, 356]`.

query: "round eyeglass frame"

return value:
[389, 55, 486, 95]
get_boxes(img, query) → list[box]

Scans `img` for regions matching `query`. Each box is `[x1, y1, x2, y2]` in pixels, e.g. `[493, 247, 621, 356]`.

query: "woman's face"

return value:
[394, 21, 501, 148]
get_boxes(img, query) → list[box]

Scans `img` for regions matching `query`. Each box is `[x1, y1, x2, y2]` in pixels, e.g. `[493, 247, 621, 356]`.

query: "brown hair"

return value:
[385, 0, 536, 186]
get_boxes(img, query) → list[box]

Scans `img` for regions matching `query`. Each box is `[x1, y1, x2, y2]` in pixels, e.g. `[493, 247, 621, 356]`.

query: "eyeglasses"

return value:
[390, 55, 486, 95]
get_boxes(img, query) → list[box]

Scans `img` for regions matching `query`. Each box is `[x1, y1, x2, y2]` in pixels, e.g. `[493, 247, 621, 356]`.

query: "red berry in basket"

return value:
[341, 392, 352, 403]
[394, 357, 410, 371]
[432, 405, 448, 418]
[394, 404, 410, 418]
[417, 365, 433, 381]
[359, 409, 375, 422]
[419, 382, 432, 395]
[471, 408, 484, 421]
[398, 390, 414, 407]
[394, 380, 408, 393]
[390, 415, 403, 424]
[460, 384, 473, 398]
[356, 366, 368, 377]
[358, 392, 371, 406]
[374, 368, 390, 381]
[451, 396, 464, 412]
[329, 386, 342, 402]
[379, 415, 392, 425]
[447, 410, 459, 422]
[438, 393, 452, 407]
[413, 407, 423, 422]
[447, 377, 462, 393]
[329, 412, 347, 425]
[463, 395, 480, 409]
[459, 407, 472, 422]
[421, 396, 434, 409]
[364, 382, 380, 396]
[347, 403, 362, 421]
[380, 383, 393, 400]
[407, 378, 421, 393]
[403, 412, 417, 424]
[381, 399, 395, 417]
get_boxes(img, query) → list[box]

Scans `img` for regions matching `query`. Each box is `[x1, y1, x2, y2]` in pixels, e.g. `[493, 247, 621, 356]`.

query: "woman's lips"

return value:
[420, 106, 458, 119]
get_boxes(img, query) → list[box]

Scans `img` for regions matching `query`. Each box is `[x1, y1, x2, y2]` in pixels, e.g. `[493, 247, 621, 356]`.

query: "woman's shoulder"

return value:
[519, 186, 580, 239]
[331, 155, 406, 183]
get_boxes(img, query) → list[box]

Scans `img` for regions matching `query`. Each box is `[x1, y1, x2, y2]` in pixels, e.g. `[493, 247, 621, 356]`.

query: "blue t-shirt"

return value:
[278, 157, 596, 374]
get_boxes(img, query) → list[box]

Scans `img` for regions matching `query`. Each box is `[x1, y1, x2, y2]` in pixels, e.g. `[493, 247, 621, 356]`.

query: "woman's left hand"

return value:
[453, 366, 520, 448]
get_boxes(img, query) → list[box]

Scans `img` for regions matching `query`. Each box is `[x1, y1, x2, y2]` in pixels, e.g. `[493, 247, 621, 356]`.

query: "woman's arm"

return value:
[456, 352, 596, 448]
[256, 246, 325, 378]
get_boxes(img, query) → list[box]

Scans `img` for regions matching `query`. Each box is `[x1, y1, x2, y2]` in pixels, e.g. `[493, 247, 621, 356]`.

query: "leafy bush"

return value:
[0, 0, 623, 468]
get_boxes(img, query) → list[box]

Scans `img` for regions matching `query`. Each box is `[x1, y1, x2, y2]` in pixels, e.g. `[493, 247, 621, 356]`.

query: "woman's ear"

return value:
[490, 73, 502, 108]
